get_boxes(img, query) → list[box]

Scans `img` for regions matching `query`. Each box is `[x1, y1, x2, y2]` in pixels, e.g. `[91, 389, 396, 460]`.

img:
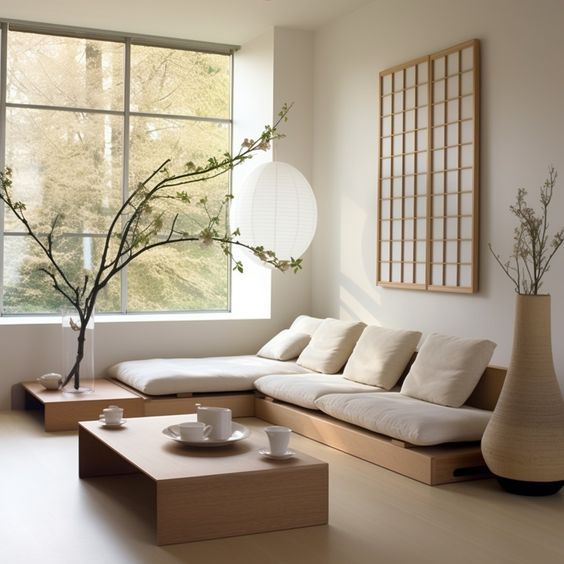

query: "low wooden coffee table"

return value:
[23, 379, 145, 431]
[79, 415, 328, 545]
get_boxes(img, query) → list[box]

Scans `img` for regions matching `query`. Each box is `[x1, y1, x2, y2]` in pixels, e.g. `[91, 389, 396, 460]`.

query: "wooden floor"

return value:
[1, 410, 564, 564]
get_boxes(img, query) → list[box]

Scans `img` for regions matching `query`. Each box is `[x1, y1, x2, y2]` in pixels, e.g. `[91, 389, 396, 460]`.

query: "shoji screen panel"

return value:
[428, 40, 480, 292]
[377, 39, 480, 293]
[377, 56, 429, 289]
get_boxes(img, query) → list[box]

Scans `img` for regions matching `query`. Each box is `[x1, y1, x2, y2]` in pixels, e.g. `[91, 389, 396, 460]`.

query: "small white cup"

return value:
[178, 421, 212, 442]
[197, 406, 232, 440]
[37, 373, 62, 390]
[265, 426, 292, 456]
[99, 405, 123, 425]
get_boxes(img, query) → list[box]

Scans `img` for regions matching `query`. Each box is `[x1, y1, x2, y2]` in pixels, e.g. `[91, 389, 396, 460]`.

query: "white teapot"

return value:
[37, 373, 62, 390]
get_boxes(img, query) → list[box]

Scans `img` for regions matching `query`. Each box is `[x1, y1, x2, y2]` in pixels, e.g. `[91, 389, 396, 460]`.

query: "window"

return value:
[0, 21, 233, 315]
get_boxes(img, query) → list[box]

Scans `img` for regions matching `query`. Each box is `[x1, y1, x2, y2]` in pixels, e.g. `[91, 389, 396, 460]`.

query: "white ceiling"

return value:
[2, 0, 374, 45]
[174, 0, 375, 43]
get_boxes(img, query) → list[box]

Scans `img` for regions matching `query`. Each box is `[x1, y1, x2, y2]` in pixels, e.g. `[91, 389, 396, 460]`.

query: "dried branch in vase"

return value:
[489, 166, 564, 295]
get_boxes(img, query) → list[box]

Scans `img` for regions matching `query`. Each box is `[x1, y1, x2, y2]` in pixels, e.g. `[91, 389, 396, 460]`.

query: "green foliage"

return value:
[489, 167, 564, 295]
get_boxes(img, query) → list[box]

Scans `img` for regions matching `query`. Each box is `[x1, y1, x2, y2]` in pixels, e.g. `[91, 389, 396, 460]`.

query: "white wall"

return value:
[272, 28, 315, 321]
[312, 0, 564, 383]
[231, 27, 315, 332]
[0, 26, 315, 409]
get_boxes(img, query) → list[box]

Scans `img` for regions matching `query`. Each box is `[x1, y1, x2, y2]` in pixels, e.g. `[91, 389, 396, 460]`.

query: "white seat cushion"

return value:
[257, 329, 311, 361]
[343, 326, 421, 389]
[297, 318, 366, 374]
[108, 355, 310, 395]
[315, 392, 492, 446]
[254, 373, 383, 410]
[401, 333, 496, 407]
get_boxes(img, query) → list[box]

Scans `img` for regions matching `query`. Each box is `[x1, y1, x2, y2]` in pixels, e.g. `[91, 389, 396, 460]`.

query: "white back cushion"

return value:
[343, 326, 421, 389]
[297, 318, 366, 374]
[257, 329, 311, 361]
[401, 333, 496, 407]
[290, 315, 324, 336]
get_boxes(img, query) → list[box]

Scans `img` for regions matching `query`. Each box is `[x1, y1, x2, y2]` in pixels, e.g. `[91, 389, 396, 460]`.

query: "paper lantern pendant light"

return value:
[230, 161, 317, 261]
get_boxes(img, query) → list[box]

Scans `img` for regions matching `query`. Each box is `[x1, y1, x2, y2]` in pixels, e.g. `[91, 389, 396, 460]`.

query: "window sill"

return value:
[0, 310, 271, 326]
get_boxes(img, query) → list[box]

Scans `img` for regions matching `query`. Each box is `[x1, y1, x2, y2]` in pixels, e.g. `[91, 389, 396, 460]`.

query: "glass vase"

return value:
[61, 308, 95, 394]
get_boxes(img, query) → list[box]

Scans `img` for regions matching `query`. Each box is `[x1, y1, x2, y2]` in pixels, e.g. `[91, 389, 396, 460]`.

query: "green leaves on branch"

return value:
[0, 168, 25, 212]
[248, 246, 303, 273]
[176, 191, 191, 203]
[289, 258, 303, 273]
[489, 166, 564, 295]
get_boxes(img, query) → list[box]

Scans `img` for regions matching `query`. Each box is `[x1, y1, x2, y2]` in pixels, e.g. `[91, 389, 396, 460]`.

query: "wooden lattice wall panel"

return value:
[377, 39, 480, 293]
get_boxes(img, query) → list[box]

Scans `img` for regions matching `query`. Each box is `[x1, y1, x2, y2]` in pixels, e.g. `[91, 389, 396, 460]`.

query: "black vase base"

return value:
[497, 477, 564, 496]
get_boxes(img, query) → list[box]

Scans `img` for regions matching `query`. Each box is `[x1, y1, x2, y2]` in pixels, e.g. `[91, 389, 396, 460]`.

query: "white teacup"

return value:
[99, 405, 123, 425]
[178, 421, 212, 442]
[265, 426, 292, 456]
[197, 406, 232, 440]
[37, 373, 62, 390]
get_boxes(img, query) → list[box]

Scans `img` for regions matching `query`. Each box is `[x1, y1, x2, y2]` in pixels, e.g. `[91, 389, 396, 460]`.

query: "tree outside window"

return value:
[2, 28, 232, 314]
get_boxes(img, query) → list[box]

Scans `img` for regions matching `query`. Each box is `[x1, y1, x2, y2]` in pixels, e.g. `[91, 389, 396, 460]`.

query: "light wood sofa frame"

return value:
[254, 366, 505, 486]
[110, 365, 505, 486]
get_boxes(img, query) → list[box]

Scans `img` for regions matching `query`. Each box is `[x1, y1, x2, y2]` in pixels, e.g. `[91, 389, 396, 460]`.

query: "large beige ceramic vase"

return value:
[481, 294, 564, 495]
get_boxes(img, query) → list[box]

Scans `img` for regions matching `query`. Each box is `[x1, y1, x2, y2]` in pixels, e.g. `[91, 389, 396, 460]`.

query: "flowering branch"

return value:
[489, 166, 564, 295]
[0, 103, 301, 389]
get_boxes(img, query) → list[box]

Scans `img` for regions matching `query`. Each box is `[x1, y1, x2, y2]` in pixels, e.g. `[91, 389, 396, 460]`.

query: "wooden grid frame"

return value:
[377, 39, 480, 293]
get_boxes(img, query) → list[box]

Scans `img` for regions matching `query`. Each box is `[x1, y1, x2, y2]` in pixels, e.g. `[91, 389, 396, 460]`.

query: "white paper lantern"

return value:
[230, 161, 317, 261]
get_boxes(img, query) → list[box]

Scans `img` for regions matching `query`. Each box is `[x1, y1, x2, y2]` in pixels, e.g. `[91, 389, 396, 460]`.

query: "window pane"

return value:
[3, 235, 120, 314]
[130, 45, 230, 118]
[5, 108, 123, 234]
[129, 117, 230, 233]
[127, 243, 228, 312]
[127, 117, 230, 310]
[7, 31, 124, 110]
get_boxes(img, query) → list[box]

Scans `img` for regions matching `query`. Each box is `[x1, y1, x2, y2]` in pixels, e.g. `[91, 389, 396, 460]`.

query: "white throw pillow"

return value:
[257, 330, 311, 361]
[297, 318, 366, 374]
[343, 326, 422, 390]
[400, 333, 496, 408]
[290, 315, 324, 336]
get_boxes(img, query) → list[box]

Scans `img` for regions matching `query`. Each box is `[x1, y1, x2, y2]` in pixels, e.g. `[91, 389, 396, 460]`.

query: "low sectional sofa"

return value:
[108, 315, 505, 486]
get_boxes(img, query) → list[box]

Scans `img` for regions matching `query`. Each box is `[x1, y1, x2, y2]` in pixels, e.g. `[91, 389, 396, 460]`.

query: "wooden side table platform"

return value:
[79, 416, 329, 545]
[22, 379, 145, 431]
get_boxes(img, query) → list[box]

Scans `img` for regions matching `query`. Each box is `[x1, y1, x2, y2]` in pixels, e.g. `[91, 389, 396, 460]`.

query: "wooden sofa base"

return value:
[24, 377, 491, 486]
[255, 397, 490, 486]
[142, 392, 255, 417]
[110, 379, 256, 417]
[22, 378, 256, 430]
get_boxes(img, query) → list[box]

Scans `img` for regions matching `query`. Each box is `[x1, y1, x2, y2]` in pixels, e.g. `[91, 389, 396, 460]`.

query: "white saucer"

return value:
[99, 418, 126, 428]
[259, 448, 295, 460]
[163, 422, 250, 447]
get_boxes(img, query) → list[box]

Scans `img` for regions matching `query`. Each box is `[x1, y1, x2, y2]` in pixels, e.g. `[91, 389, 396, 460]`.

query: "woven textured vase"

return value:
[481, 294, 564, 495]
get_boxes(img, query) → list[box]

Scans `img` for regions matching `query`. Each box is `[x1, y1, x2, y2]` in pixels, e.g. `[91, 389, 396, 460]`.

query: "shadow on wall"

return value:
[339, 273, 382, 323]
